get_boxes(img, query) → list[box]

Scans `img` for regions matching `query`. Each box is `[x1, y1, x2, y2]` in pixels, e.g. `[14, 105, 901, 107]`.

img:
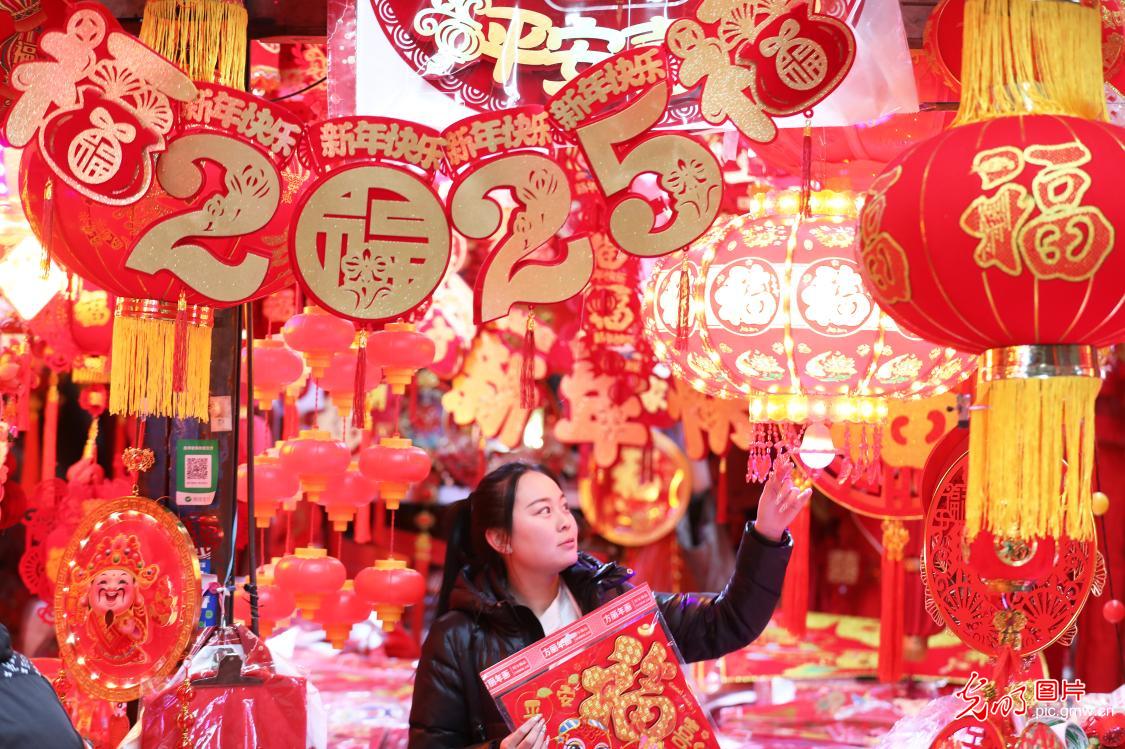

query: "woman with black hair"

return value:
[408, 458, 809, 749]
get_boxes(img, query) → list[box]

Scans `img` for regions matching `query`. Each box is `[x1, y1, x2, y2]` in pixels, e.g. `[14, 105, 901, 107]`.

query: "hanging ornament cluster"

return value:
[645, 189, 975, 479]
[857, 0, 1125, 543]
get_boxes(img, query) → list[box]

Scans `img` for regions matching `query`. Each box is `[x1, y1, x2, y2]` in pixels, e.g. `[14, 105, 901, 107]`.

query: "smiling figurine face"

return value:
[88, 568, 137, 615]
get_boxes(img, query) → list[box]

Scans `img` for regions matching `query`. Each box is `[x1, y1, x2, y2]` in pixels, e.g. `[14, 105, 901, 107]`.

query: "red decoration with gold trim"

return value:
[920, 429, 1103, 664]
[53, 496, 201, 702]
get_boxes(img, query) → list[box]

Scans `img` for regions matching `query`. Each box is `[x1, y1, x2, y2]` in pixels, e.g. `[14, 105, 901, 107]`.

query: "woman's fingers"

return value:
[507, 715, 542, 749]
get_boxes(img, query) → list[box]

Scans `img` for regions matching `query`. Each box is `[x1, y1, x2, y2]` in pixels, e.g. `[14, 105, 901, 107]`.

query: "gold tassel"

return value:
[110, 300, 214, 421]
[967, 370, 1099, 542]
[140, 0, 248, 90]
[955, 0, 1107, 125]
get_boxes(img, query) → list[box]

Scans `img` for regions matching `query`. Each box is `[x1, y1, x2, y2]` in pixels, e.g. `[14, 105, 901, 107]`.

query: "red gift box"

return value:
[140, 626, 308, 749]
[482, 585, 719, 748]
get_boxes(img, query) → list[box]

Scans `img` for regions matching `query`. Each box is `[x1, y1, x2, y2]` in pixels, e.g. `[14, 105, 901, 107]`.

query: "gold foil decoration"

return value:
[450, 153, 594, 323]
[667, 379, 751, 460]
[555, 360, 649, 467]
[441, 331, 545, 449]
[292, 164, 451, 323]
[575, 80, 722, 257]
[126, 133, 280, 303]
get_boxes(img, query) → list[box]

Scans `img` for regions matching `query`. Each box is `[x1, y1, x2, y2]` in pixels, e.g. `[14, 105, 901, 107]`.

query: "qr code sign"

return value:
[184, 455, 212, 488]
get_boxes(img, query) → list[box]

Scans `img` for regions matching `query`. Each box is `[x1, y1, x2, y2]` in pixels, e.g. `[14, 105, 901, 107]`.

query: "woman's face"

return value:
[507, 471, 578, 575]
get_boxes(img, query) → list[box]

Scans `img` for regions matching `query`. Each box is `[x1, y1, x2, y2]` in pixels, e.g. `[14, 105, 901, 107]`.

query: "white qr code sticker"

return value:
[184, 455, 212, 488]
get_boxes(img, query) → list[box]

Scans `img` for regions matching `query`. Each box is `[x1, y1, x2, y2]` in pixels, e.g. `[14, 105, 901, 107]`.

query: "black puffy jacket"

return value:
[407, 523, 792, 749]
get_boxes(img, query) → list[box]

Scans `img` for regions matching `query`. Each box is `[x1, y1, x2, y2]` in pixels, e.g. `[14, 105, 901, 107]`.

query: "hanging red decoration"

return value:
[236, 454, 299, 529]
[319, 346, 383, 419]
[315, 580, 372, 649]
[367, 322, 435, 395]
[278, 429, 350, 504]
[358, 437, 431, 511]
[355, 558, 425, 631]
[273, 547, 346, 617]
[19, 68, 305, 420]
[316, 463, 376, 532]
[1105, 599, 1125, 624]
[280, 305, 356, 380]
[243, 338, 304, 411]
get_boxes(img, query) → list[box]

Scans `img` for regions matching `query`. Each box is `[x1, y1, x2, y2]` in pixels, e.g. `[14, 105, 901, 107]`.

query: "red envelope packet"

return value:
[482, 584, 719, 748]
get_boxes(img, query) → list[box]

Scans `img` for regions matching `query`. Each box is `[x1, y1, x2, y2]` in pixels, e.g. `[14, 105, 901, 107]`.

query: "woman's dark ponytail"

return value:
[436, 498, 473, 617]
[433, 461, 561, 618]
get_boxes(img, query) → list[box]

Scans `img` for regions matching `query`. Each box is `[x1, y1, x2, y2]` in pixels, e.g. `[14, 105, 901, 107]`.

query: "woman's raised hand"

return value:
[754, 456, 812, 542]
[500, 715, 551, 749]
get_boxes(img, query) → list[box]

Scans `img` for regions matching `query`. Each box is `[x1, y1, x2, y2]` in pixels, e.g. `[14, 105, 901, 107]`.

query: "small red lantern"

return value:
[234, 582, 297, 639]
[281, 305, 356, 379]
[367, 322, 435, 394]
[273, 547, 347, 617]
[243, 338, 305, 411]
[279, 429, 351, 504]
[358, 437, 431, 510]
[320, 347, 384, 418]
[355, 558, 426, 631]
[315, 581, 373, 649]
[237, 454, 300, 529]
[317, 463, 377, 532]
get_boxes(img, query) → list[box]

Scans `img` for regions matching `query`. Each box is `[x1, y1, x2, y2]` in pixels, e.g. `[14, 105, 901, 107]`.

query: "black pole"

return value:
[225, 303, 244, 626]
[244, 302, 259, 636]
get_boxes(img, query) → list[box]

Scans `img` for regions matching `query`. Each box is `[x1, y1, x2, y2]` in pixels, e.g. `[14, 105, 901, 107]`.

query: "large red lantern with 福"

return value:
[857, 0, 1123, 544]
[12, 5, 304, 421]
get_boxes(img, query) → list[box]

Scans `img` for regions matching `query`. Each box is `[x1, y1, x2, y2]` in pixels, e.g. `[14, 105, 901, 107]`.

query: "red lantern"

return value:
[281, 305, 356, 379]
[857, 115, 1124, 543]
[317, 463, 376, 532]
[69, 284, 115, 384]
[278, 429, 351, 504]
[233, 581, 297, 639]
[20, 81, 305, 420]
[367, 322, 435, 394]
[319, 347, 383, 418]
[315, 580, 372, 649]
[358, 437, 431, 510]
[355, 558, 426, 631]
[237, 454, 300, 529]
[242, 338, 304, 411]
[273, 547, 346, 617]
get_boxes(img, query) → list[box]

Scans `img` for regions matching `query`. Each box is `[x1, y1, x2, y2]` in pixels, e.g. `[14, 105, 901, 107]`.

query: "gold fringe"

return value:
[140, 0, 248, 89]
[955, 0, 1108, 125]
[109, 314, 212, 420]
[967, 374, 1099, 542]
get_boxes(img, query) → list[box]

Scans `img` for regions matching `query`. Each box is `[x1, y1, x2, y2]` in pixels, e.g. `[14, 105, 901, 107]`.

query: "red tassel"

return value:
[779, 503, 810, 637]
[409, 379, 419, 425]
[640, 439, 655, 485]
[717, 453, 729, 524]
[878, 519, 907, 683]
[675, 254, 691, 350]
[799, 117, 813, 218]
[352, 331, 367, 429]
[172, 292, 189, 393]
[40, 179, 54, 279]
[520, 309, 537, 409]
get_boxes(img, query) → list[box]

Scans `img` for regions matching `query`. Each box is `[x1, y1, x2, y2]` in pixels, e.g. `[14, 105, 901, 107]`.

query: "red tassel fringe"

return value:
[352, 332, 367, 429]
[172, 292, 188, 393]
[520, 309, 537, 409]
[779, 503, 810, 637]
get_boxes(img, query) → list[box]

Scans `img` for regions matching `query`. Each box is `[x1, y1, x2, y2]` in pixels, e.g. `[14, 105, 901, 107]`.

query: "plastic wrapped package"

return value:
[482, 584, 720, 748]
[136, 625, 326, 749]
